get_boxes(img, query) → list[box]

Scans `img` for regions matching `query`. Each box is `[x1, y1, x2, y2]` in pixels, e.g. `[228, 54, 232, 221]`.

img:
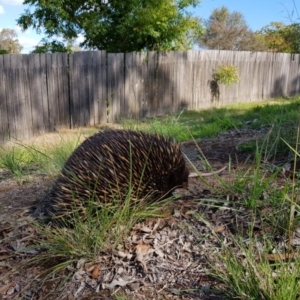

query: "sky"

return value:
[0, 0, 299, 54]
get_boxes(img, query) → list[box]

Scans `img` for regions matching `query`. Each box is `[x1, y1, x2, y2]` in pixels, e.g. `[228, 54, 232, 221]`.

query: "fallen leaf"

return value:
[0, 255, 11, 261]
[0, 282, 15, 294]
[185, 210, 197, 216]
[134, 244, 150, 255]
[214, 226, 226, 233]
[91, 265, 99, 279]
[267, 252, 300, 262]
[105, 277, 136, 289]
[140, 226, 152, 233]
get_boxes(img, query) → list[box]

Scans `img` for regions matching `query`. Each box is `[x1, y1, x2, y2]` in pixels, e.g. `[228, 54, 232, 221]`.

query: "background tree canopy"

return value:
[257, 22, 300, 53]
[31, 38, 82, 54]
[17, 0, 203, 53]
[198, 6, 266, 51]
[0, 29, 23, 54]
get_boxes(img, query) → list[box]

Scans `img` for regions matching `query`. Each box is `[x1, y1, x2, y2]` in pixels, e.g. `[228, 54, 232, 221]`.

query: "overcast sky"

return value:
[0, 0, 298, 53]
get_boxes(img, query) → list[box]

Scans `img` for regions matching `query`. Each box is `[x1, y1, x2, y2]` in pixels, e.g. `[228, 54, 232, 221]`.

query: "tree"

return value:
[257, 22, 300, 53]
[32, 39, 72, 53]
[31, 38, 83, 54]
[17, 0, 203, 53]
[0, 28, 23, 54]
[198, 6, 266, 51]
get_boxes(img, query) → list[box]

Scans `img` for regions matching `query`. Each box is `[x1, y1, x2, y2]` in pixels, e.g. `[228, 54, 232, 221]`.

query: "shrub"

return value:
[214, 64, 240, 87]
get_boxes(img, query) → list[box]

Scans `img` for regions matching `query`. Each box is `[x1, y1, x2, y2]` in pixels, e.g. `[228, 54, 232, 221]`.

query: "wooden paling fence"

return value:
[0, 50, 300, 143]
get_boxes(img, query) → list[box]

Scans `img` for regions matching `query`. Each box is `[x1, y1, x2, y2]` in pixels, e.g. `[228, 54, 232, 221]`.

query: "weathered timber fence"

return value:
[0, 50, 300, 143]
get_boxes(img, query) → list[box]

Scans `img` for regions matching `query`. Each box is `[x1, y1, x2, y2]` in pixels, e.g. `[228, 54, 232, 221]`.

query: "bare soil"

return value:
[0, 128, 289, 299]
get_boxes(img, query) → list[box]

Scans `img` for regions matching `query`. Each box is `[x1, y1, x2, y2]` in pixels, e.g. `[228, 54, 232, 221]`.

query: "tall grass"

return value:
[0, 146, 28, 176]
[0, 133, 84, 178]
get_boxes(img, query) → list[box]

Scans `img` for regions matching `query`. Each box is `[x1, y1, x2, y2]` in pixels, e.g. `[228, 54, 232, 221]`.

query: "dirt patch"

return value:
[0, 128, 286, 299]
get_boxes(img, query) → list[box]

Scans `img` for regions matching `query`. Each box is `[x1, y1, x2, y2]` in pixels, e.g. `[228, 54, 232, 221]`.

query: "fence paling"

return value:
[0, 50, 300, 144]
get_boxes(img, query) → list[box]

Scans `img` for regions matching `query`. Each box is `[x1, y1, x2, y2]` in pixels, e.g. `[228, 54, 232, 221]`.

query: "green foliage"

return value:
[258, 22, 300, 53]
[214, 64, 240, 87]
[18, 0, 203, 52]
[0, 49, 8, 54]
[32, 39, 72, 54]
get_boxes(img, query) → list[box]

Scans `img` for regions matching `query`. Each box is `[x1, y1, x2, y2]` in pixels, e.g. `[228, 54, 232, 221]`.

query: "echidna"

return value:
[41, 130, 189, 221]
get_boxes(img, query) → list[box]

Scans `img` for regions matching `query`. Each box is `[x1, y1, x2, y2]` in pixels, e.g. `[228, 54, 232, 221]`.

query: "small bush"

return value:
[214, 64, 240, 87]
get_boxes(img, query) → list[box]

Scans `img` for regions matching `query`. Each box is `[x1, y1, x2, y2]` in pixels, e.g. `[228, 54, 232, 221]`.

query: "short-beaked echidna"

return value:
[42, 130, 189, 220]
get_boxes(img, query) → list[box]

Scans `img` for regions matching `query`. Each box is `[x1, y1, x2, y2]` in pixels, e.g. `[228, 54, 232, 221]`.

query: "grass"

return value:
[211, 233, 300, 300]
[122, 97, 300, 158]
[188, 158, 300, 299]
[26, 192, 172, 274]
[187, 121, 300, 299]
[0, 131, 90, 178]
[0, 146, 28, 177]
[1, 96, 300, 298]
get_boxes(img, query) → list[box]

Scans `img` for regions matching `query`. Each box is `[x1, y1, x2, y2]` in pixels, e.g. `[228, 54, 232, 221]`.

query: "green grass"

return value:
[122, 97, 300, 158]
[186, 121, 300, 299]
[0, 146, 28, 177]
[211, 233, 300, 300]
[0, 132, 85, 179]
